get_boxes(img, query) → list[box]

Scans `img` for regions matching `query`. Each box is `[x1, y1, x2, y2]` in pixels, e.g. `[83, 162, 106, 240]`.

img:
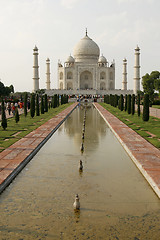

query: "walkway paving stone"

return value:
[0, 103, 78, 190]
[94, 103, 160, 199]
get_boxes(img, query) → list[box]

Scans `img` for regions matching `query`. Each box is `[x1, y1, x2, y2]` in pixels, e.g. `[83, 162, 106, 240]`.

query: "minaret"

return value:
[33, 45, 39, 92]
[46, 58, 51, 90]
[133, 45, 140, 94]
[122, 58, 127, 90]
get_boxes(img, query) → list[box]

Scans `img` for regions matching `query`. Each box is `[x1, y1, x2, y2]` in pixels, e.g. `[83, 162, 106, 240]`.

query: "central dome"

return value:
[73, 32, 100, 63]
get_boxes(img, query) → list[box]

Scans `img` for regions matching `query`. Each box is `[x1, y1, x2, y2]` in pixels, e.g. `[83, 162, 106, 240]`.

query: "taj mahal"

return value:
[32, 30, 140, 95]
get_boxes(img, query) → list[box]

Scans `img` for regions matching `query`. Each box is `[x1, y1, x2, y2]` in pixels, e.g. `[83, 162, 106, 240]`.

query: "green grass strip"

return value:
[0, 103, 73, 152]
[100, 103, 160, 149]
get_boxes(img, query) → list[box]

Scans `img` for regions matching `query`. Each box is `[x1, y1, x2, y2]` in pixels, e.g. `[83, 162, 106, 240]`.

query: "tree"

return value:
[125, 94, 127, 111]
[57, 94, 59, 106]
[24, 92, 28, 117]
[36, 94, 40, 116]
[15, 108, 20, 123]
[143, 94, 149, 121]
[1, 99, 7, 130]
[131, 94, 135, 115]
[0, 82, 5, 98]
[41, 96, 44, 114]
[120, 94, 124, 111]
[0, 81, 12, 97]
[53, 94, 57, 108]
[114, 94, 118, 107]
[127, 94, 131, 114]
[44, 94, 48, 112]
[30, 93, 35, 118]
[61, 95, 64, 105]
[137, 93, 141, 117]
[142, 71, 160, 103]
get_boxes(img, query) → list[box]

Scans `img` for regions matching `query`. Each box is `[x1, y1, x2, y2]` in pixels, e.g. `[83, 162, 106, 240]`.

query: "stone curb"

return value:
[0, 103, 78, 194]
[94, 103, 160, 199]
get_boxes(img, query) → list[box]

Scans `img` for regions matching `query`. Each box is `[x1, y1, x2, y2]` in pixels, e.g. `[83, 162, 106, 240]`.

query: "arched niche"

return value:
[60, 72, 63, 80]
[60, 82, 63, 90]
[100, 72, 106, 80]
[80, 71, 93, 90]
[67, 72, 73, 79]
[110, 72, 113, 80]
[67, 82, 73, 90]
[110, 81, 114, 90]
[100, 82, 106, 90]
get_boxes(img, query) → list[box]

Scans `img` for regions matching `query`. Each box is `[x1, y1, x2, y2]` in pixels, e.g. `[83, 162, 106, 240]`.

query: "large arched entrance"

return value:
[80, 71, 93, 90]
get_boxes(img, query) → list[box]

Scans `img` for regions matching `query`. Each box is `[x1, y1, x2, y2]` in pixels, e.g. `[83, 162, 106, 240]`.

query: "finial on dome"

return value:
[86, 28, 88, 36]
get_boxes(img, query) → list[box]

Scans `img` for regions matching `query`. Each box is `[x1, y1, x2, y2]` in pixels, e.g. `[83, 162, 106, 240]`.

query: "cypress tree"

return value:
[104, 95, 106, 103]
[51, 96, 54, 108]
[44, 94, 48, 112]
[30, 93, 35, 118]
[53, 94, 57, 108]
[15, 107, 20, 123]
[131, 94, 135, 115]
[41, 96, 44, 114]
[1, 99, 7, 130]
[24, 92, 28, 117]
[120, 94, 124, 111]
[57, 94, 59, 106]
[61, 95, 63, 105]
[125, 94, 127, 111]
[127, 94, 131, 114]
[137, 93, 141, 117]
[114, 94, 118, 107]
[36, 94, 40, 116]
[143, 94, 149, 121]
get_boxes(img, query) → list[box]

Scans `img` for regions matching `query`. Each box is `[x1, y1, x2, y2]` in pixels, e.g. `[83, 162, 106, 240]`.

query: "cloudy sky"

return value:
[0, 0, 159, 92]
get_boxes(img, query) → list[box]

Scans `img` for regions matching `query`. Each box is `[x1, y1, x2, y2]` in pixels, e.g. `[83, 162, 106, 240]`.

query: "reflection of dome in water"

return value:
[73, 31, 100, 62]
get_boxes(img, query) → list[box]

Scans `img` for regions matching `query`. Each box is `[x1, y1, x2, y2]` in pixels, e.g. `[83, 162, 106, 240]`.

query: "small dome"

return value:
[66, 55, 75, 63]
[73, 32, 100, 62]
[98, 55, 107, 63]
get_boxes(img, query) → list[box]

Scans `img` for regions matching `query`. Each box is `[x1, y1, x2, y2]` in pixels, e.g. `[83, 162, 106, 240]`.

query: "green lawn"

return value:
[100, 103, 160, 149]
[152, 105, 160, 109]
[0, 103, 73, 152]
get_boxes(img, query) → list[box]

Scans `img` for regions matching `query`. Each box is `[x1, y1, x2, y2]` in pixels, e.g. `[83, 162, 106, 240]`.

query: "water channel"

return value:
[0, 104, 160, 239]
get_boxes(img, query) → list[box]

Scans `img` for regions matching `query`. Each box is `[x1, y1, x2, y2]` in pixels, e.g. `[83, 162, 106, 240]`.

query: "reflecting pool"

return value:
[0, 104, 160, 239]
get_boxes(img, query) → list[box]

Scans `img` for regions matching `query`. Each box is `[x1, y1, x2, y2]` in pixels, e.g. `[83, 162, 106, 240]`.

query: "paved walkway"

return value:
[0, 103, 78, 193]
[94, 103, 160, 199]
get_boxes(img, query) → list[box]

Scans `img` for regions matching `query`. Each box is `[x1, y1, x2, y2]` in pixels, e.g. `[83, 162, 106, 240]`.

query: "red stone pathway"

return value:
[94, 103, 160, 199]
[0, 103, 78, 193]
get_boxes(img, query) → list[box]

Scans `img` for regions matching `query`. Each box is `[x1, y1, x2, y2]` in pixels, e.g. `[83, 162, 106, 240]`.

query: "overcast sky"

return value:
[0, 0, 160, 92]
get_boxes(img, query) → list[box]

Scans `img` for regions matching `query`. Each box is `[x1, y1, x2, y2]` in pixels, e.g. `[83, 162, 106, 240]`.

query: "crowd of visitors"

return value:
[0, 100, 30, 118]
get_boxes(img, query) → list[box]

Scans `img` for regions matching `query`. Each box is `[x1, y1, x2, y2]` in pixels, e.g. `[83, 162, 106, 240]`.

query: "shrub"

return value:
[143, 94, 149, 121]
[24, 92, 28, 117]
[127, 94, 131, 114]
[15, 108, 20, 123]
[41, 95, 44, 114]
[125, 94, 127, 111]
[44, 94, 48, 112]
[137, 93, 141, 117]
[36, 94, 40, 116]
[131, 94, 135, 115]
[120, 94, 124, 111]
[1, 99, 7, 130]
[30, 93, 35, 118]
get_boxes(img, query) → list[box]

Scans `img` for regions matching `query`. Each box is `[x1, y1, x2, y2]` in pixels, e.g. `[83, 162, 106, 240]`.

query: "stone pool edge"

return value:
[94, 102, 160, 199]
[0, 103, 79, 194]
